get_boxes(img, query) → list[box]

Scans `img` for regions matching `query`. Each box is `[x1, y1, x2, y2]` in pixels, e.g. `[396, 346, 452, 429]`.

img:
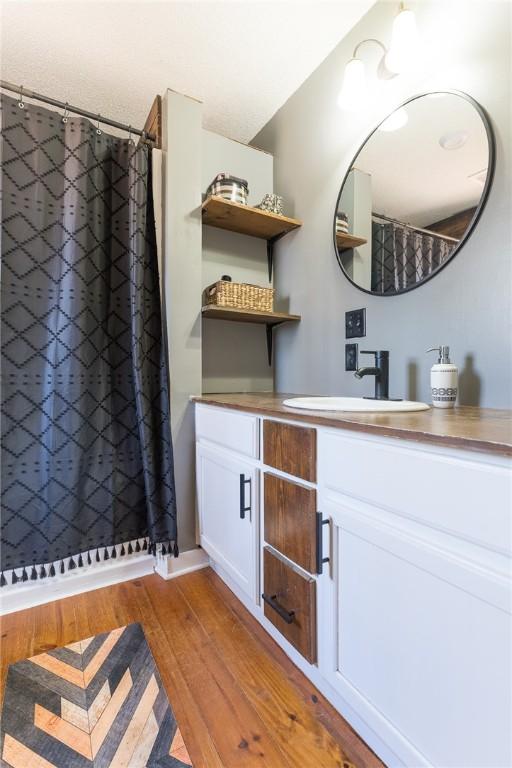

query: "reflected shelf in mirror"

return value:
[335, 232, 368, 251]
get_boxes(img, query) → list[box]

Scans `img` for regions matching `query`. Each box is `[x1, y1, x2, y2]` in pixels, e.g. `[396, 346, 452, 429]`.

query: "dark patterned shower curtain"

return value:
[371, 220, 454, 294]
[1, 94, 177, 584]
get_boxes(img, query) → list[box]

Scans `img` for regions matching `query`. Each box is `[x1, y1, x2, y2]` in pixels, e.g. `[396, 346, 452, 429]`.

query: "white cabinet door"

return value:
[321, 492, 512, 768]
[196, 443, 258, 602]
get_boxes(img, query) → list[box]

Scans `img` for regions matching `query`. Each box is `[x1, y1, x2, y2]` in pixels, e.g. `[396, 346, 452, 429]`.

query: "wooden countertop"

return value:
[192, 393, 512, 457]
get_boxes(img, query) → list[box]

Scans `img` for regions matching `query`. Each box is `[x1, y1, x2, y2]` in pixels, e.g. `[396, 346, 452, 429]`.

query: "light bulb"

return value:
[337, 58, 366, 111]
[378, 107, 409, 132]
[385, 7, 420, 74]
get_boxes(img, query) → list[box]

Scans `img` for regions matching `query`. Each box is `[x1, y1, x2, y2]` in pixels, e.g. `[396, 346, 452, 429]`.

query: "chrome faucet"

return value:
[355, 350, 391, 400]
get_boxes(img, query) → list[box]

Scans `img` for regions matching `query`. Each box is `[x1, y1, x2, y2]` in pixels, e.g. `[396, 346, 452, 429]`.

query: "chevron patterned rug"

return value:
[0, 623, 192, 767]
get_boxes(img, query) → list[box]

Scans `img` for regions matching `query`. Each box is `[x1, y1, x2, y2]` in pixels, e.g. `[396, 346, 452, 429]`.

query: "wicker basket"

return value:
[203, 279, 274, 313]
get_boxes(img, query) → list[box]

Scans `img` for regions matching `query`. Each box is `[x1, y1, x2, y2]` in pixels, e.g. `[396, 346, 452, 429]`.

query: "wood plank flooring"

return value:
[0, 568, 385, 768]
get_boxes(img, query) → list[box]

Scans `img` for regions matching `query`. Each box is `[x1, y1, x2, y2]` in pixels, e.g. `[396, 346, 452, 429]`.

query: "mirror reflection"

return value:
[334, 92, 493, 295]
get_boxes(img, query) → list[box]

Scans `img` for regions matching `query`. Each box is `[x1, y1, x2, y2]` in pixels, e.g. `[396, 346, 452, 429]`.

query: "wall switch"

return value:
[345, 308, 366, 338]
[345, 343, 358, 371]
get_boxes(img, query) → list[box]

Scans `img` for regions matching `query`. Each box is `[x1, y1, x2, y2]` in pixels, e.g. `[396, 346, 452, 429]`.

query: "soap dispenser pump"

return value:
[426, 346, 458, 408]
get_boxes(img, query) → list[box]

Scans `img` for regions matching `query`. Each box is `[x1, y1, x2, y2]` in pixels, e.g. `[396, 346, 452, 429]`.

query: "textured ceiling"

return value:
[0, 0, 375, 143]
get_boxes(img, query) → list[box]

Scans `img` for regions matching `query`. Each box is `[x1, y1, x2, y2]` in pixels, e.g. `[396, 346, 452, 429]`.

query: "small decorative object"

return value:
[203, 278, 274, 313]
[206, 173, 249, 205]
[256, 193, 284, 215]
[426, 345, 458, 409]
[336, 212, 349, 234]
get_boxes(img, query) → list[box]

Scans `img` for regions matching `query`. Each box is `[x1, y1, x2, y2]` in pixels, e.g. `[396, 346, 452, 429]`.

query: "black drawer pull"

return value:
[262, 593, 295, 624]
[239, 474, 251, 519]
[316, 512, 330, 574]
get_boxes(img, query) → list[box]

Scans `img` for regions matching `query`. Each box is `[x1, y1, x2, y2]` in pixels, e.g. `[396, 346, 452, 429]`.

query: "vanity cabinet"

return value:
[319, 428, 511, 768]
[195, 401, 512, 768]
[322, 493, 510, 767]
[196, 442, 259, 601]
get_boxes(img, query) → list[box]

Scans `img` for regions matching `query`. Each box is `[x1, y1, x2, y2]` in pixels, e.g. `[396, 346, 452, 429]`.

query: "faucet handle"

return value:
[360, 350, 389, 358]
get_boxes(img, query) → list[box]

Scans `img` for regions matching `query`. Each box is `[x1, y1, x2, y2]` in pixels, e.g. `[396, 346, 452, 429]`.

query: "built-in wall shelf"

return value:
[202, 196, 302, 280]
[336, 232, 368, 251]
[202, 304, 301, 365]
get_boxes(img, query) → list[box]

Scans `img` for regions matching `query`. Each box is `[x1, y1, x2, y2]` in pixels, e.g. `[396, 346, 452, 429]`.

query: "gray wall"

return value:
[254, 0, 512, 407]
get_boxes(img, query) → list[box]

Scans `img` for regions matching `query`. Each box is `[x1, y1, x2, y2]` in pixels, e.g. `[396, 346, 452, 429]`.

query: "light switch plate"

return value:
[345, 308, 366, 338]
[345, 343, 358, 371]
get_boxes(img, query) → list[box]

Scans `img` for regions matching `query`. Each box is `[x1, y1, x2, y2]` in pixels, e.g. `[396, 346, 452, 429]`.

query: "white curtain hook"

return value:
[18, 85, 25, 109]
[96, 115, 102, 135]
[127, 125, 133, 144]
[62, 102, 69, 124]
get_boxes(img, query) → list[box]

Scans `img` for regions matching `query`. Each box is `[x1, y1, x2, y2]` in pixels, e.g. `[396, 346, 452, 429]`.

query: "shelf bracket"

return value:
[266, 233, 285, 282]
[267, 240, 274, 282]
[265, 321, 284, 366]
[265, 324, 273, 366]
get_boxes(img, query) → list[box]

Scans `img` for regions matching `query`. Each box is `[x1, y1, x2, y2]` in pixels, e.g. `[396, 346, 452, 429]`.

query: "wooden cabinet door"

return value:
[263, 547, 316, 663]
[196, 443, 258, 601]
[264, 473, 317, 573]
[263, 420, 316, 481]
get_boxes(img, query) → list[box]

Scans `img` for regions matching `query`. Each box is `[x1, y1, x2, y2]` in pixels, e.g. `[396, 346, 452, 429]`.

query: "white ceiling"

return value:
[352, 93, 490, 226]
[0, 0, 375, 144]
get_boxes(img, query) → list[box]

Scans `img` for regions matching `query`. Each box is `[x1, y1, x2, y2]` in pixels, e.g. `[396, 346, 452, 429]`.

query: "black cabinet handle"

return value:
[316, 512, 330, 575]
[262, 593, 295, 624]
[239, 474, 251, 519]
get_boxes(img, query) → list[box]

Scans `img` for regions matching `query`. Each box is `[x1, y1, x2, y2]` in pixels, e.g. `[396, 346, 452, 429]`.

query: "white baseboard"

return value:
[0, 554, 155, 616]
[154, 547, 210, 580]
[0, 546, 210, 615]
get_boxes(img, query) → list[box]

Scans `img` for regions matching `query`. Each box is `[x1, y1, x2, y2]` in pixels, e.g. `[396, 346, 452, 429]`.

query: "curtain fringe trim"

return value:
[0, 537, 179, 588]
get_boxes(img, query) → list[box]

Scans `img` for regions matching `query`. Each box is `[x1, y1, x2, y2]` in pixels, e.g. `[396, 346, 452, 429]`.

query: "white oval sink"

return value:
[282, 397, 430, 413]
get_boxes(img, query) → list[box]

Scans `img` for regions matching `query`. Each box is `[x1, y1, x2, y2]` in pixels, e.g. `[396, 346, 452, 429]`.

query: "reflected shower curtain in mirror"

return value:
[1, 94, 177, 583]
[371, 220, 454, 294]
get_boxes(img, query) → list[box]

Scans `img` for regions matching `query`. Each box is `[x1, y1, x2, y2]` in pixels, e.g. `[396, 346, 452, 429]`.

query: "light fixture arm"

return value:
[351, 37, 397, 81]
[352, 38, 388, 59]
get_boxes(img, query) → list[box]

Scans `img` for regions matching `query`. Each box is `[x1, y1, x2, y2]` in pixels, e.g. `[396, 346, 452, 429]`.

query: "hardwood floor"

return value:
[0, 568, 384, 768]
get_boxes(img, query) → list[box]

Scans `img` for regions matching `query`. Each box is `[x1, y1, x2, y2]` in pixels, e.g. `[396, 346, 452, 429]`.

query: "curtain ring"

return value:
[18, 85, 25, 109]
[62, 102, 69, 124]
[96, 114, 102, 135]
[127, 125, 133, 145]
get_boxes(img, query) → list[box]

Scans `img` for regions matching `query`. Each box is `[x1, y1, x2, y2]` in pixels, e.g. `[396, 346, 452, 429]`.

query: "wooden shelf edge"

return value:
[201, 305, 301, 325]
[335, 232, 368, 251]
[202, 195, 302, 240]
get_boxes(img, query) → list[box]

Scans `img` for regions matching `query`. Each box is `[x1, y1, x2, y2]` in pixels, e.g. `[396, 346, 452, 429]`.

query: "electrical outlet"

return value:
[345, 308, 366, 338]
[345, 343, 358, 371]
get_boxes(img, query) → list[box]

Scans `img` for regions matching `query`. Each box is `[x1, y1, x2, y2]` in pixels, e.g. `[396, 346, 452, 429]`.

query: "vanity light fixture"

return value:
[337, 56, 367, 111]
[337, 38, 395, 111]
[338, 3, 420, 111]
[385, 3, 421, 75]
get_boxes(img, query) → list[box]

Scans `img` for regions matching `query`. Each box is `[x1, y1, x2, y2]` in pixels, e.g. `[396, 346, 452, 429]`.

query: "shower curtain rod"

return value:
[0, 80, 155, 142]
[373, 212, 459, 243]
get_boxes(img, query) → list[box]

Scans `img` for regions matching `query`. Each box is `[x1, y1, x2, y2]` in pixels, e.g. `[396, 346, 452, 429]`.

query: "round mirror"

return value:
[334, 91, 494, 295]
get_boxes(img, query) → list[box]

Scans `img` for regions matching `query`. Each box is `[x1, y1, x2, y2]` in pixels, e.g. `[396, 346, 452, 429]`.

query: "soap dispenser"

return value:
[426, 346, 458, 408]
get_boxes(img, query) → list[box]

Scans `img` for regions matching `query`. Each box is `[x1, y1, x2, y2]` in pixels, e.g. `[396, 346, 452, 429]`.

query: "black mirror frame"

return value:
[333, 90, 496, 297]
